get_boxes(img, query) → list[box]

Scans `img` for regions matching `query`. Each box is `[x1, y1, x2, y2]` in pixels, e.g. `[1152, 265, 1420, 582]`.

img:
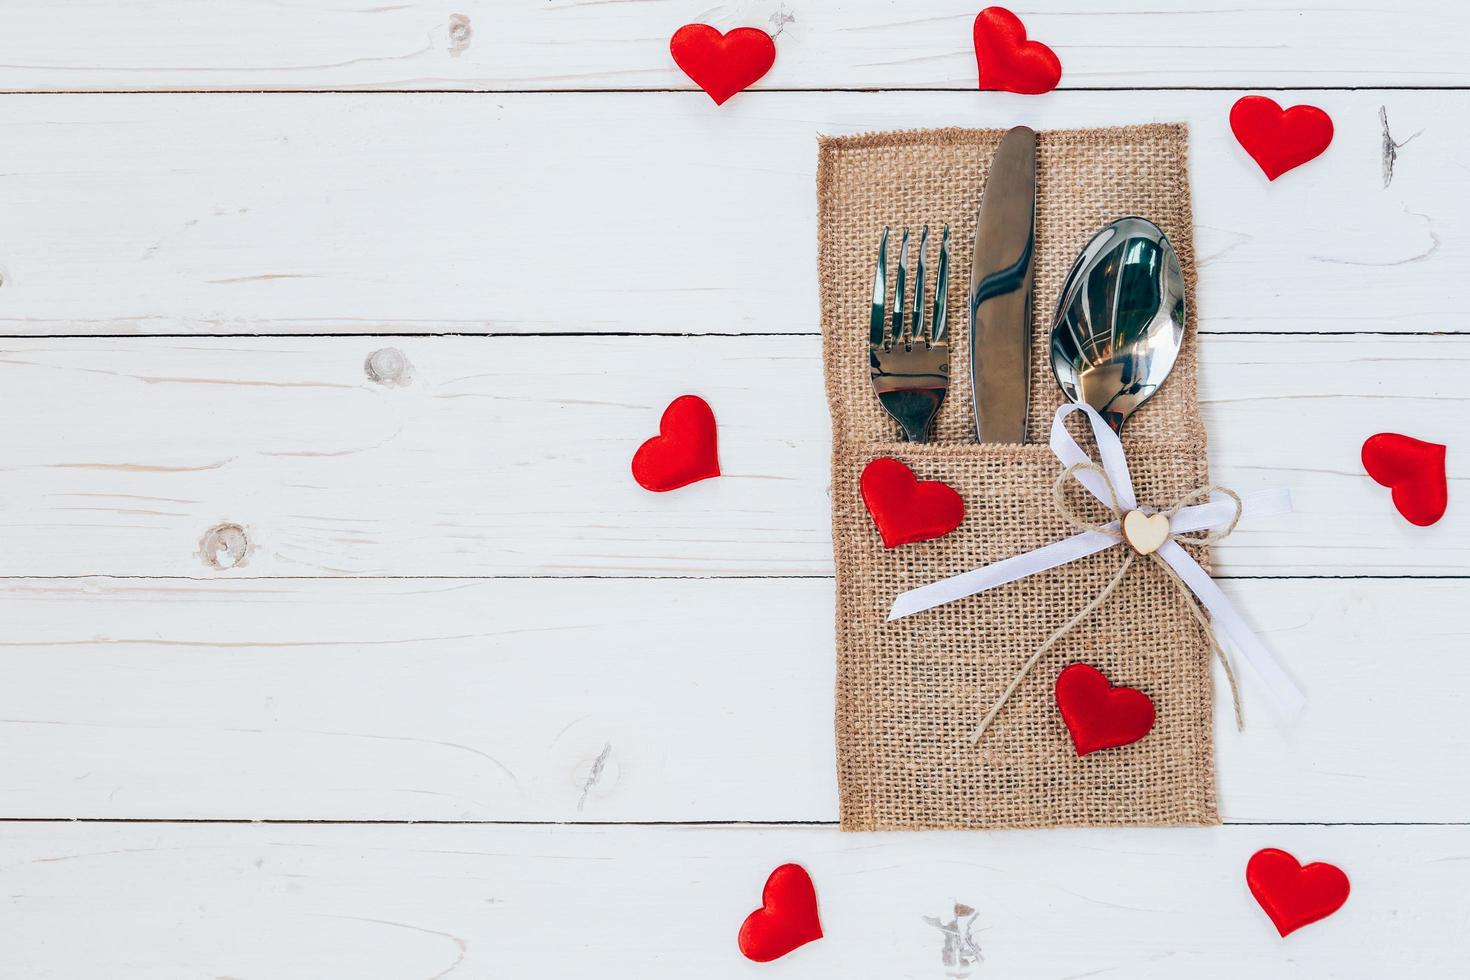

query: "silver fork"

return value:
[869, 225, 951, 443]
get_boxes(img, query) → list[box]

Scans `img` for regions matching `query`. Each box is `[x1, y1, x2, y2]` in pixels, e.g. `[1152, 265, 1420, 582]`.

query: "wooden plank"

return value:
[0, 90, 1456, 336]
[0, 1, 1464, 91]
[0, 334, 1461, 577]
[0, 821, 1461, 977]
[0, 576, 1462, 822]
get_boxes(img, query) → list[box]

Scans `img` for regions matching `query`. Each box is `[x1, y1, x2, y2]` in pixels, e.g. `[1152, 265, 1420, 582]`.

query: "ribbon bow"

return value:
[888, 402, 1305, 742]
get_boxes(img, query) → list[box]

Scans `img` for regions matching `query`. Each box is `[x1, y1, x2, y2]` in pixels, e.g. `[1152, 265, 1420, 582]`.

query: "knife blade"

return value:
[969, 125, 1037, 444]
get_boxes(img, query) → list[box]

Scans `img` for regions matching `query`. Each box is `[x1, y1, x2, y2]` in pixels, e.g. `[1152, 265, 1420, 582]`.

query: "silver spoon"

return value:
[1049, 216, 1185, 435]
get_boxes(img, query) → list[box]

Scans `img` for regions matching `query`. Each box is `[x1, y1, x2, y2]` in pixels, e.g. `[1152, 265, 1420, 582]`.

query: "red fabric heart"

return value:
[1247, 848, 1350, 937]
[738, 863, 822, 962]
[1362, 432, 1447, 526]
[670, 24, 776, 106]
[973, 6, 1062, 95]
[859, 458, 964, 548]
[1229, 96, 1334, 180]
[631, 395, 720, 492]
[1054, 663, 1155, 756]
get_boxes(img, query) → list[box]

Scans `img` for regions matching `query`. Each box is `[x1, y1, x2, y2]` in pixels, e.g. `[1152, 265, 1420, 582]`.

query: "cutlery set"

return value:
[870, 126, 1185, 443]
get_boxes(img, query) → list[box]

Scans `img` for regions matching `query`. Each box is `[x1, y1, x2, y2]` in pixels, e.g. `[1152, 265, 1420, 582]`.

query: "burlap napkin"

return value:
[818, 124, 1218, 831]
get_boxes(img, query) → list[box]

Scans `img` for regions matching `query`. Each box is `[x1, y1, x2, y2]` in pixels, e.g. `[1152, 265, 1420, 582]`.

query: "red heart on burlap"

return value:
[670, 24, 776, 105]
[859, 458, 964, 548]
[973, 6, 1062, 95]
[631, 395, 720, 492]
[738, 864, 823, 962]
[1361, 432, 1447, 526]
[1054, 663, 1155, 756]
[1246, 848, 1351, 937]
[1229, 96, 1334, 180]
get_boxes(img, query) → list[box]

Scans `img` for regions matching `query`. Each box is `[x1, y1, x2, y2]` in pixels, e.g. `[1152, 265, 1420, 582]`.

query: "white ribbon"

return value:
[887, 402, 1306, 717]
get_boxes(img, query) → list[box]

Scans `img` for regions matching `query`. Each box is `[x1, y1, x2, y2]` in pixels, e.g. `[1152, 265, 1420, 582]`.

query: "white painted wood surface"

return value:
[0, 90, 1455, 336]
[0, 0, 1463, 91]
[0, 334, 1461, 576]
[2, 822, 1464, 978]
[0, 576, 1463, 823]
[3, 4, 1467, 974]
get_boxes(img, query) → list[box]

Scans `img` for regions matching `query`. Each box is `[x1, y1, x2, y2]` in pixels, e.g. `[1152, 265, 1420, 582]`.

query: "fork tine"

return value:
[890, 228, 910, 348]
[931, 225, 951, 344]
[913, 225, 930, 347]
[870, 228, 889, 349]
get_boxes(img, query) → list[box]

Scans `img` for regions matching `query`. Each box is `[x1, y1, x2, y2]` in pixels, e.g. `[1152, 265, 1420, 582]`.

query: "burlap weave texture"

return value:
[819, 124, 1219, 831]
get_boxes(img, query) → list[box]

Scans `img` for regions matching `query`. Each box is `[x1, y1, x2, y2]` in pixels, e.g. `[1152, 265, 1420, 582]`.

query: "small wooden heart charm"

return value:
[1121, 510, 1169, 555]
[738, 863, 822, 962]
[1246, 848, 1350, 937]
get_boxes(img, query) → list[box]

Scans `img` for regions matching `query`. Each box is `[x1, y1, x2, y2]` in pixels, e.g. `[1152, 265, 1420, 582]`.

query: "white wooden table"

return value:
[1, 2, 1466, 976]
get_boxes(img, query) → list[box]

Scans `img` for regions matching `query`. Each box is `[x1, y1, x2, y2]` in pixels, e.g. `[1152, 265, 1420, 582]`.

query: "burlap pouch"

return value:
[819, 124, 1218, 831]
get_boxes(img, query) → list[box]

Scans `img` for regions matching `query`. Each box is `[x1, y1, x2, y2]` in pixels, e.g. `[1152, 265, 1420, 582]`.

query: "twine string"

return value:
[968, 463, 1246, 746]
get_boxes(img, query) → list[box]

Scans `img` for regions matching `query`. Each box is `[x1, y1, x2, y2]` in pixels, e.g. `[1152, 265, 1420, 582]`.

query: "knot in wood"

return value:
[199, 522, 250, 569]
[364, 347, 412, 387]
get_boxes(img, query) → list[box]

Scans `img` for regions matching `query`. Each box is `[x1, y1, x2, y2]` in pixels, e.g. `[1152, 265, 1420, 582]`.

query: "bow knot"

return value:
[1052, 460, 1245, 550]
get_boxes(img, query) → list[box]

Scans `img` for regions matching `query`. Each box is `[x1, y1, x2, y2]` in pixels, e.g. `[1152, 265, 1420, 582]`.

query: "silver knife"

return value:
[969, 125, 1037, 444]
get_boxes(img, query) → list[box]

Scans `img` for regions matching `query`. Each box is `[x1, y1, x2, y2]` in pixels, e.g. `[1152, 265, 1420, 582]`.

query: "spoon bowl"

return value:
[1049, 217, 1185, 434]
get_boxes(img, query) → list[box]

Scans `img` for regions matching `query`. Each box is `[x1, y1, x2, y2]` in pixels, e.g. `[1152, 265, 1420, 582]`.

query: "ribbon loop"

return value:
[1050, 461, 1124, 538]
[1169, 486, 1243, 545]
[1051, 402, 1138, 512]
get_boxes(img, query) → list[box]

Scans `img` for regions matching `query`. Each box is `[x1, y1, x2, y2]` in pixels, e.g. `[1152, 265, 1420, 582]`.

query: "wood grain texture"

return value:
[0, 1, 1463, 91]
[2, 821, 1463, 978]
[0, 334, 1460, 577]
[0, 91, 1455, 336]
[0, 6, 1463, 973]
[0, 576, 1461, 823]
